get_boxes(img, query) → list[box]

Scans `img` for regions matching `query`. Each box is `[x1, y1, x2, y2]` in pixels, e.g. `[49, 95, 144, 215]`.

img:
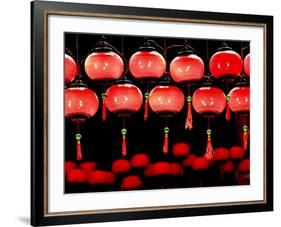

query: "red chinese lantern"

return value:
[228, 87, 250, 151]
[65, 161, 77, 174]
[192, 87, 226, 160]
[149, 85, 185, 154]
[84, 40, 124, 122]
[65, 79, 99, 160]
[238, 159, 250, 172]
[191, 157, 209, 171]
[172, 142, 191, 158]
[170, 163, 183, 176]
[112, 159, 131, 174]
[88, 170, 115, 185]
[244, 54, 250, 76]
[129, 47, 166, 121]
[209, 43, 243, 79]
[121, 175, 143, 190]
[130, 153, 150, 168]
[182, 154, 196, 167]
[67, 169, 87, 183]
[229, 146, 245, 159]
[153, 162, 171, 176]
[221, 160, 235, 173]
[213, 147, 229, 161]
[80, 161, 97, 173]
[106, 83, 143, 156]
[65, 54, 77, 84]
[170, 51, 205, 130]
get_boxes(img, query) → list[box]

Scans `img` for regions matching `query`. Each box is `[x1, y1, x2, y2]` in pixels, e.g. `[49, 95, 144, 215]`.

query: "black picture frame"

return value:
[31, 0, 273, 226]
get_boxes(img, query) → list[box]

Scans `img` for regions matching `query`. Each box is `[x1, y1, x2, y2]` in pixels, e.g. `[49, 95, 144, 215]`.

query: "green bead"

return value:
[187, 96, 192, 102]
[207, 129, 212, 135]
[243, 125, 248, 132]
[164, 127, 169, 134]
[101, 93, 106, 100]
[144, 92, 150, 99]
[75, 133, 82, 140]
[226, 95, 230, 101]
[121, 128, 127, 135]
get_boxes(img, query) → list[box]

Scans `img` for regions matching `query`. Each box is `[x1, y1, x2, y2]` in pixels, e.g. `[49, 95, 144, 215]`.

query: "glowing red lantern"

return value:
[228, 87, 250, 151]
[213, 147, 229, 161]
[182, 154, 196, 167]
[229, 146, 245, 159]
[105, 171, 116, 185]
[65, 80, 99, 160]
[192, 87, 226, 160]
[106, 83, 143, 156]
[153, 162, 171, 176]
[221, 160, 235, 173]
[144, 164, 155, 177]
[244, 54, 250, 76]
[88, 170, 108, 185]
[192, 157, 209, 171]
[121, 175, 143, 190]
[238, 159, 250, 172]
[67, 169, 87, 183]
[64, 54, 77, 84]
[112, 159, 130, 174]
[79, 161, 97, 173]
[172, 142, 191, 158]
[149, 85, 185, 154]
[130, 153, 150, 168]
[170, 53, 205, 130]
[170, 163, 183, 176]
[65, 161, 77, 174]
[129, 50, 166, 80]
[209, 44, 243, 79]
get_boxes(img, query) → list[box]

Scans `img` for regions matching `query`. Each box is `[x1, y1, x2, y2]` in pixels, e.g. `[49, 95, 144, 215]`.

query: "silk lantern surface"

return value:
[192, 87, 226, 115]
[149, 85, 185, 113]
[84, 51, 124, 80]
[105, 84, 143, 113]
[244, 54, 250, 76]
[209, 50, 243, 79]
[170, 54, 205, 83]
[228, 87, 250, 113]
[65, 54, 77, 84]
[129, 50, 166, 79]
[65, 87, 99, 121]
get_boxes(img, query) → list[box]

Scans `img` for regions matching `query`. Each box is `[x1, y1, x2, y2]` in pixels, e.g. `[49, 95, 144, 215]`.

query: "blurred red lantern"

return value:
[153, 162, 171, 176]
[144, 164, 155, 177]
[170, 53, 205, 130]
[80, 161, 97, 173]
[172, 142, 191, 158]
[65, 54, 77, 84]
[121, 175, 143, 190]
[129, 47, 166, 121]
[112, 159, 130, 174]
[130, 153, 150, 168]
[228, 87, 250, 151]
[209, 44, 243, 79]
[244, 54, 250, 76]
[221, 160, 235, 173]
[170, 163, 183, 176]
[238, 159, 250, 172]
[65, 161, 77, 174]
[149, 85, 184, 154]
[129, 50, 166, 80]
[105, 171, 116, 185]
[84, 51, 124, 81]
[192, 87, 226, 160]
[67, 169, 87, 183]
[65, 80, 99, 160]
[229, 146, 245, 159]
[182, 154, 196, 168]
[88, 170, 108, 185]
[213, 147, 229, 161]
[106, 83, 143, 156]
[191, 157, 209, 171]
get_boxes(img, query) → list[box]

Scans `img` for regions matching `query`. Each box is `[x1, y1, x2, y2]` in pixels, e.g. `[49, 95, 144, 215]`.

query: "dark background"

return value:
[64, 32, 250, 193]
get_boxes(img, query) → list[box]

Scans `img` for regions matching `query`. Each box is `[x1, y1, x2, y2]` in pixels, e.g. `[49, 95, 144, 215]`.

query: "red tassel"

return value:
[243, 125, 248, 151]
[121, 128, 127, 156]
[226, 95, 230, 121]
[144, 93, 150, 121]
[185, 96, 193, 130]
[75, 133, 82, 161]
[204, 129, 214, 160]
[163, 127, 169, 154]
[102, 93, 107, 122]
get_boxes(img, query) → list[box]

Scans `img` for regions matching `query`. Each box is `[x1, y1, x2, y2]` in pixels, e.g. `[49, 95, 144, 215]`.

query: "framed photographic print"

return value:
[31, 0, 273, 226]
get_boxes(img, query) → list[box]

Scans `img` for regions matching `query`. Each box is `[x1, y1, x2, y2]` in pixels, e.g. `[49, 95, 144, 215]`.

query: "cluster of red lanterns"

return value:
[64, 40, 250, 165]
